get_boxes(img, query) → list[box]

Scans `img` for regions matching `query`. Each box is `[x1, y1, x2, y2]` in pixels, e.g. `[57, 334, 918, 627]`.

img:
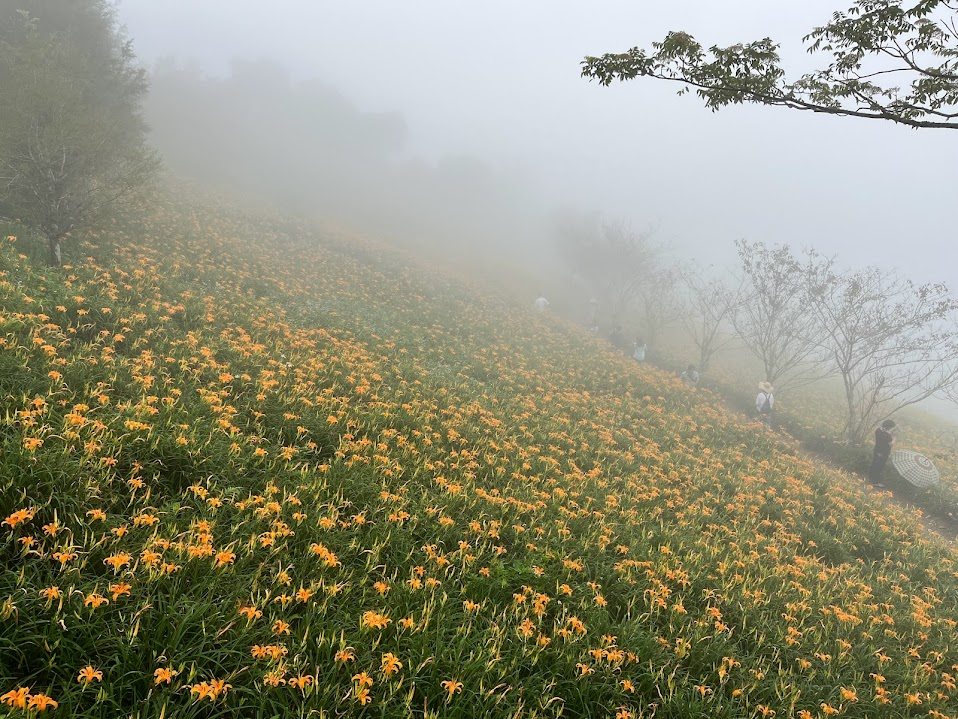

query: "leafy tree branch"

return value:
[582, 0, 958, 129]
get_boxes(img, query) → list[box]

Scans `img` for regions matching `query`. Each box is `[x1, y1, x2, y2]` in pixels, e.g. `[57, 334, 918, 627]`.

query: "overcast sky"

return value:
[118, 0, 952, 282]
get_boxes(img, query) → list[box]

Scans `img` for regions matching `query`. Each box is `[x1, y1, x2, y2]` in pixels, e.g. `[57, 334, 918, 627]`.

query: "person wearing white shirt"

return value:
[631, 336, 647, 361]
[755, 381, 774, 425]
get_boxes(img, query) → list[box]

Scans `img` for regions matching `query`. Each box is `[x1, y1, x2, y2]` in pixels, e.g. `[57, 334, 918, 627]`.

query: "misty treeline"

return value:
[556, 219, 958, 445]
[146, 59, 551, 268]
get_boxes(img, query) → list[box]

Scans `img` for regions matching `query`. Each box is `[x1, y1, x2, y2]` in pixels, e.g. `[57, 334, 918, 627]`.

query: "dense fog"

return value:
[120, 0, 955, 291]
[145, 58, 556, 279]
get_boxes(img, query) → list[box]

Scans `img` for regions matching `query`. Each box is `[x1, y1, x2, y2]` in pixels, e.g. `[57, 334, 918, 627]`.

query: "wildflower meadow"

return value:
[2, 192, 958, 719]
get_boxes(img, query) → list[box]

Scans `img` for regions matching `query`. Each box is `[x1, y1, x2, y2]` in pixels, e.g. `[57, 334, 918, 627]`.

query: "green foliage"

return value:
[582, 0, 958, 129]
[0, 0, 159, 265]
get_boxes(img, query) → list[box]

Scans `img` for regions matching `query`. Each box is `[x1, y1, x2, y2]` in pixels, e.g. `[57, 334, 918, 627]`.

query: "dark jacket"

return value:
[874, 428, 893, 456]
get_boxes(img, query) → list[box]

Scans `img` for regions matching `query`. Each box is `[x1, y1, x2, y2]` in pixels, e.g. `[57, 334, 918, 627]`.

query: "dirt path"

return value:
[857, 474, 957, 545]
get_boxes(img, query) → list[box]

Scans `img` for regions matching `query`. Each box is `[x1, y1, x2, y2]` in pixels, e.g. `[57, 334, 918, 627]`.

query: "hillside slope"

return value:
[2, 192, 957, 719]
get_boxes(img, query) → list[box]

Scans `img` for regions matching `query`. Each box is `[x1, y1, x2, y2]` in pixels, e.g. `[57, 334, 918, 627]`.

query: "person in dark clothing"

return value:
[868, 419, 896, 486]
[609, 325, 626, 351]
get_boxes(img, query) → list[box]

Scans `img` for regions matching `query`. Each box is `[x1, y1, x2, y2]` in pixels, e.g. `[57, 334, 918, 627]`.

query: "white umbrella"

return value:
[891, 450, 940, 489]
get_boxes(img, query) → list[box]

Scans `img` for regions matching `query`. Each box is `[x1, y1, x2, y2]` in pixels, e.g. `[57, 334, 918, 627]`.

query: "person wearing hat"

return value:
[755, 382, 774, 426]
[868, 419, 896, 486]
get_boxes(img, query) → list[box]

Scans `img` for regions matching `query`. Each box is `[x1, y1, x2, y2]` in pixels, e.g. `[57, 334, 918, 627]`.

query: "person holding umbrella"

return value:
[868, 419, 896, 487]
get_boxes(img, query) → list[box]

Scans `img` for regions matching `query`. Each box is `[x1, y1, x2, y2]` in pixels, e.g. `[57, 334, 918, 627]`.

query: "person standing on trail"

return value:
[534, 295, 550, 313]
[868, 419, 896, 486]
[588, 298, 599, 334]
[755, 382, 774, 426]
[632, 336, 648, 362]
[609, 325, 626, 351]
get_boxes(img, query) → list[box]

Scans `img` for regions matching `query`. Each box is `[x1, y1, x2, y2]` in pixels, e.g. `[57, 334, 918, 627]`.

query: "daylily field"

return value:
[777, 386, 958, 513]
[2, 192, 958, 719]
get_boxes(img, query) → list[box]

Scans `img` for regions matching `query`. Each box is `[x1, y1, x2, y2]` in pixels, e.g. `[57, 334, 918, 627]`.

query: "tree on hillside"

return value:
[0, 1, 159, 266]
[731, 240, 829, 390]
[582, 0, 958, 130]
[555, 214, 659, 323]
[637, 265, 686, 353]
[680, 268, 741, 372]
[804, 254, 958, 444]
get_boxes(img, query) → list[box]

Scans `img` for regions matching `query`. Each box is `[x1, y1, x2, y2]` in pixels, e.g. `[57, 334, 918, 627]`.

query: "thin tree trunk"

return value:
[844, 377, 858, 445]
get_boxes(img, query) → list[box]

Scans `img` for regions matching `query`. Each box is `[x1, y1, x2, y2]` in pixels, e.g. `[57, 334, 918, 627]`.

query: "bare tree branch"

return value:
[729, 241, 830, 393]
[804, 252, 958, 443]
[680, 265, 742, 372]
